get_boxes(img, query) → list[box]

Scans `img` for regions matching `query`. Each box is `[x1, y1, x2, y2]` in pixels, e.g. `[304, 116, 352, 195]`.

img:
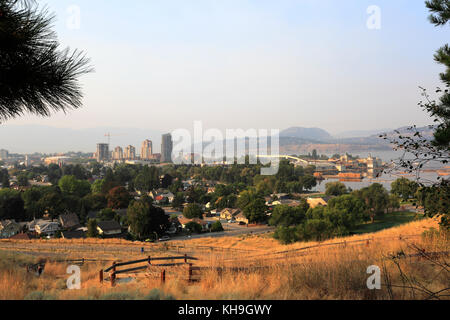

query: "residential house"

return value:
[177, 216, 210, 231]
[235, 212, 249, 225]
[220, 208, 242, 221]
[97, 220, 122, 237]
[0, 220, 21, 239]
[307, 197, 330, 209]
[26, 219, 46, 233]
[59, 213, 81, 230]
[272, 193, 289, 200]
[35, 221, 61, 237]
[150, 189, 175, 204]
[61, 230, 86, 239]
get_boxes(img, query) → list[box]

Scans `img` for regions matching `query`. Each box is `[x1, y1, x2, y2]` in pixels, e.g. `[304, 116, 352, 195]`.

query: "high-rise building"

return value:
[113, 146, 124, 160]
[0, 149, 8, 160]
[141, 140, 153, 160]
[161, 133, 173, 163]
[96, 143, 109, 162]
[125, 145, 136, 160]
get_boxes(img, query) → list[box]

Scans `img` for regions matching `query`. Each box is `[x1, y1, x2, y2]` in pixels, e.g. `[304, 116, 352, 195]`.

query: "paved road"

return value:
[169, 224, 275, 241]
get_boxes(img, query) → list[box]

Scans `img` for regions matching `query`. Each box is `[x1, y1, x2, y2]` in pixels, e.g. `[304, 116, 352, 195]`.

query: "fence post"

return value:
[111, 272, 116, 287]
[148, 256, 152, 266]
[188, 263, 193, 282]
[99, 270, 103, 283]
[366, 239, 370, 247]
[184, 254, 187, 264]
[161, 270, 166, 284]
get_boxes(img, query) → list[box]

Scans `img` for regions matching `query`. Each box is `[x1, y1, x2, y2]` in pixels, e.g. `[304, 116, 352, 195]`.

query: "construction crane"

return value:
[105, 133, 111, 146]
[105, 133, 126, 147]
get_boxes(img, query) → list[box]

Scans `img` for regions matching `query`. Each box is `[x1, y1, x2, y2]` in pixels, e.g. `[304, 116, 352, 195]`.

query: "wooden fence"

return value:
[101, 254, 199, 286]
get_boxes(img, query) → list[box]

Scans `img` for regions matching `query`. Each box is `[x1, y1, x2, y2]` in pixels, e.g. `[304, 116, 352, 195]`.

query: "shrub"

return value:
[144, 289, 176, 300]
[211, 221, 224, 232]
[185, 221, 203, 234]
[24, 291, 56, 300]
[183, 203, 203, 219]
[100, 291, 136, 300]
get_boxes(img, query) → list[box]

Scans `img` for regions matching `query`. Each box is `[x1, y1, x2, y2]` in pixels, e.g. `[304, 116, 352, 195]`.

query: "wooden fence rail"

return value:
[104, 255, 197, 273]
[102, 254, 199, 286]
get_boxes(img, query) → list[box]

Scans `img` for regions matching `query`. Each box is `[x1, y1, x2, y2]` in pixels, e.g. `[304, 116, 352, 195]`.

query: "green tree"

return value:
[58, 175, 91, 197]
[353, 184, 389, 223]
[382, 1, 449, 229]
[185, 221, 203, 234]
[1, 173, 10, 188]
[388, 194, 401, 213]
[97, 208, 116, 221]
[37, 187, 66, 220]
[325, 181, 348, 197]
[185, 186, 206, 204]
[273, 226, 298, 244]
[91, 179, 105, 194]
[86, 219, 98, 238]
[127, 199, 170, 240]
[17, 172, 29, 187]
[21, 186, 44, 219]
[183, 203, 203, 219]
[211, 221, 224, 232]
[391, 178, 419, 202]
[299, 175, 317, 191]
[82, 193, 107, 212]
[47, 164, 62, 185]
[133, 166, 160, 193]
[0, 188, 26, 220]
[171, 192, 184, 210]
[236, 189, 258, 210]
[425, 0, 450, 148]
[243, 198, 267, 223]
[0, 0, 92, 121]
[327, 194, 368, 226]
[106, 186, 131, 209]
[269, 200, 309, 227]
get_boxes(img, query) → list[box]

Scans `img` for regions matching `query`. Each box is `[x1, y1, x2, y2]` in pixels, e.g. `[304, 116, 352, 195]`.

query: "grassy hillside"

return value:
[0, 216, 448, 300]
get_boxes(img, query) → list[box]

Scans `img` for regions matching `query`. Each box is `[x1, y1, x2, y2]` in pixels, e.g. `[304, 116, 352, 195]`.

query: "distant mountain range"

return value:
[0, 124, 435, 155]
[277, 126, 435, 155]
[280, 127, 332, 141]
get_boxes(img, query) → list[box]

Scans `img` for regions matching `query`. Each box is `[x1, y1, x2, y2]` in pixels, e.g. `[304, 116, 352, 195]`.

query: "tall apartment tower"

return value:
[125, 145, 136, 160]
[113, 146, 124, 160]
[0, 149, 8, 160]
[161, 133, 173, 163]
[141, 140, 153, 160]
[96, 143, 109, 162]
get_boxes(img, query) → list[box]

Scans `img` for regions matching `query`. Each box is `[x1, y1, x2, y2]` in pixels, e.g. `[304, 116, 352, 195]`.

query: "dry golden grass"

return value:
[0, 217, 448, 300]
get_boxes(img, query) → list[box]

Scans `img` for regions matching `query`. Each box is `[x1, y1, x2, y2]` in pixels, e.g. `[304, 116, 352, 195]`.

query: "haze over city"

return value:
[3, 0, 448, 143]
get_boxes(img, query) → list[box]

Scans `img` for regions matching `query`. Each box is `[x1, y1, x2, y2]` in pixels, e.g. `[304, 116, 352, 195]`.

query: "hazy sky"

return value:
[6, 0, 449, 135]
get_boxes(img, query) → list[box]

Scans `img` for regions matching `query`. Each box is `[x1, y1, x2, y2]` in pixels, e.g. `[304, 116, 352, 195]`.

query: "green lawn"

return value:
[351, 211, 422, 235]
